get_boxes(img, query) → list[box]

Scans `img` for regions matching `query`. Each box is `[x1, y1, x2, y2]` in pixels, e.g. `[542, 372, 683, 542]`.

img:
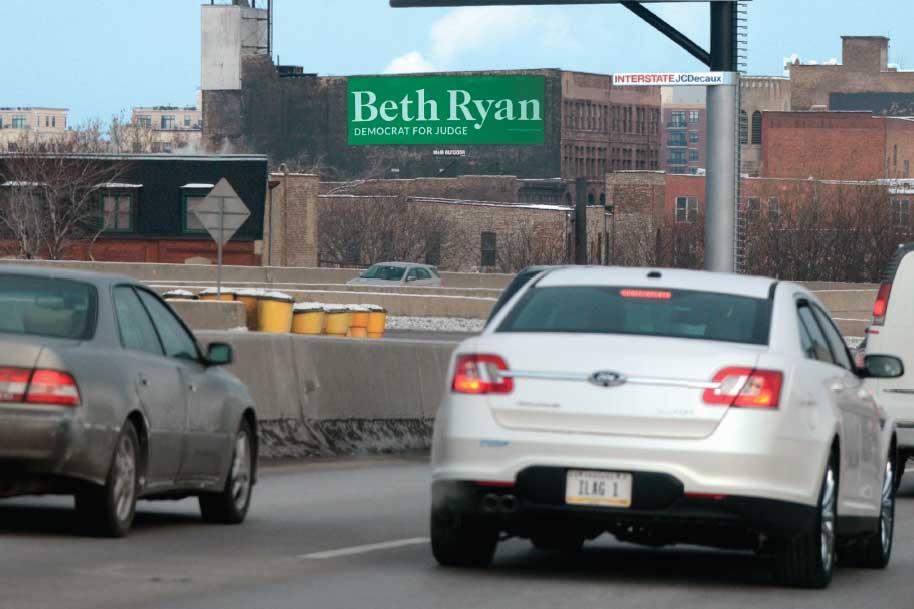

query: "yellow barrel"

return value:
[257, 291, 294, 333]
[364, 304, 387, 339]
[162, 289, 198, 301]
[200, 288, 236, 302]
[348, 305, 370, 335]
[292, 302, 325, 335]
[235, 288, 263, 330]
[323, 305, 351, 337]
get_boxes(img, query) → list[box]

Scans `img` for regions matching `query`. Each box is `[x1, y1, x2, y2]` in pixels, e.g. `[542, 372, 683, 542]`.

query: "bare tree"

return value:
[318, 196, 458, 267]
[495, 217, 567, 272]
[0, 133, 132, 260]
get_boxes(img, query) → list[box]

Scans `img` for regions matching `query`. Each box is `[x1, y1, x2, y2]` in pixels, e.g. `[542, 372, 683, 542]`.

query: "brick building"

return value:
[660, 88, 705, 175]
[789, 36, 914, 114]
[760, 112, 914, 180]
[200, 1, 660, 203]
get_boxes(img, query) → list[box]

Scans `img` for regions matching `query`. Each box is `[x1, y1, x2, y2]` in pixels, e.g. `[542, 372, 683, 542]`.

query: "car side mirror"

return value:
[207, 342, 234, 367]
[863, 354, 904, 379]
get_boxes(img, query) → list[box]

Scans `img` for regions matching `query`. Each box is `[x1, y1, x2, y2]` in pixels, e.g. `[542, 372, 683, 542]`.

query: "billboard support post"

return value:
[391, 0, 741, 273]
[704, 1, 738, 273]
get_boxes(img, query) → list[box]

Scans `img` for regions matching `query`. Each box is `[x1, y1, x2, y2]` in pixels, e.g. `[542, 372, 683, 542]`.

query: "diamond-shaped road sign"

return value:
[191, 178, 251, 246]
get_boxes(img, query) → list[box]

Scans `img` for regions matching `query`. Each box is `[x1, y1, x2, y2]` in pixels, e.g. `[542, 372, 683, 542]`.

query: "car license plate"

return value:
[565, 470, 632, 508]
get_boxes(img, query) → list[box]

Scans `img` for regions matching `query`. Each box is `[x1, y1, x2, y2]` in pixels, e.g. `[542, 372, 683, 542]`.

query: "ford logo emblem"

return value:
[589, 371, 627, 388]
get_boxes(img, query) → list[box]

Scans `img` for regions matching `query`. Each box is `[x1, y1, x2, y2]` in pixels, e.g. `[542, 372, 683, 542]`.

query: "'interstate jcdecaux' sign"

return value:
[348, 75, 545, 146]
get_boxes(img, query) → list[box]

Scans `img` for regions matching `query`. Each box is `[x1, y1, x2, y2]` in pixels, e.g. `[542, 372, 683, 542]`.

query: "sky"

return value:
[3, 0, 914, 125]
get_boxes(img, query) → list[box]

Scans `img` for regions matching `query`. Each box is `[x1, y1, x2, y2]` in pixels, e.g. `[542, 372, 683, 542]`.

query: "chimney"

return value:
[842, 36, 889, 73]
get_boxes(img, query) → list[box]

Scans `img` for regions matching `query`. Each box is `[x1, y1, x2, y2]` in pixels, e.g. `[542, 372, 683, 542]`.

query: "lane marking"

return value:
[298, 537, 429, 560]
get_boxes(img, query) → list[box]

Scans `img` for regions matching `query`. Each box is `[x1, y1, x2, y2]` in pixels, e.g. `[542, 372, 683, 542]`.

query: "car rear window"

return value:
[360, 265, 405, 281]
[498, 286, 771, 345]
[0, 274, 97, 340]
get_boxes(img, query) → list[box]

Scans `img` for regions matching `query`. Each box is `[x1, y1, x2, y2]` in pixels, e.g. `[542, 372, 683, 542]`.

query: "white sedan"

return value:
[430, 267, 901, 588]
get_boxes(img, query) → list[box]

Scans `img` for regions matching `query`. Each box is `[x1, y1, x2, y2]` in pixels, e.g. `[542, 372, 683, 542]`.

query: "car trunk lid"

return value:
[479, 334, 763, 439]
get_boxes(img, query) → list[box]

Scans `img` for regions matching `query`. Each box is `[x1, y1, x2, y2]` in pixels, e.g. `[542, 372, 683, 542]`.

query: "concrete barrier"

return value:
[149, 281, 503, 299]
[197, 332, 457, 458]
[169, 300, 247, 331]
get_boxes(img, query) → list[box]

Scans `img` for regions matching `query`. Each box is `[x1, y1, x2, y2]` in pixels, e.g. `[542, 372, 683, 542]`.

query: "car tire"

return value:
[199, 420, 254, 524]
[531, 531, 585, 553]
[840, 454, 895, 569]
[430, 507, 498, 568]
[75, 422, 139, 538]
[773, 452, 837, 589]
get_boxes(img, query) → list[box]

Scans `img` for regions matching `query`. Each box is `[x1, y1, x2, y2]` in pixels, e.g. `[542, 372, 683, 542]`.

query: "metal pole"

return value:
[704, 1, 738, 272]
[217, 197, 224, 296]
[574, 178, 588, 265]
[603, 211, 608, 265]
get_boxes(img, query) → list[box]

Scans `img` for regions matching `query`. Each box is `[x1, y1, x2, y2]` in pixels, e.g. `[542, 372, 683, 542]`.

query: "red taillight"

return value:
[25, 370, 81, 407]
[451, 354, 513, 395]
[620, 289, 672, 300]
[703, 367, 782, 409]
[872, 282, 893, 326]
[0, 367, 31, 402]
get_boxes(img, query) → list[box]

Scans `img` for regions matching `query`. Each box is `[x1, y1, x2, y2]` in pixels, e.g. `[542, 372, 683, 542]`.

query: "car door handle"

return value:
[138, 376, 150, 387]
[187, 383, 198, 393]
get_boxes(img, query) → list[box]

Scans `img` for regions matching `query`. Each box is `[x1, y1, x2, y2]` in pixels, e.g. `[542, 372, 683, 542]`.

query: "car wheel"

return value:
[199, 420, 254, 524]
[841, 455, 895, 569]
[773, 453, 837, 589]
[75, 422, 139, 538]
[430, 507, 498, 568]
[531, 531, 585, 553]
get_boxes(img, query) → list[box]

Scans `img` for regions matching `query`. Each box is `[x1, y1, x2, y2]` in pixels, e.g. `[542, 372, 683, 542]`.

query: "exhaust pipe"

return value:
[498, 494, 518, 514]
[482, 494, 498, 513]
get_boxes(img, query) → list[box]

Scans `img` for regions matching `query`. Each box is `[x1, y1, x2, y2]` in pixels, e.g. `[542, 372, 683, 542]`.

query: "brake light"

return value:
[26, 370, 81, 407]
[451, 354, 513, 395]
[872, 282, 892, 326]
[620, 289, 672, 300]
[703, 367, 782, 409]
[0, 367, 31, 402]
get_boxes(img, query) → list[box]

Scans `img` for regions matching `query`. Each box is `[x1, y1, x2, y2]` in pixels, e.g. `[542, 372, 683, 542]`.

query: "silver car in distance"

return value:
[431, 267, 901, 589]
[0, 266, 258, 537]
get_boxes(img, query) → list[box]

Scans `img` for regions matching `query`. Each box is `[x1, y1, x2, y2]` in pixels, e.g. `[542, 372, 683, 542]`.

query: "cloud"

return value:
[385, 6, 572, 73]
[384, 51, 436, 75]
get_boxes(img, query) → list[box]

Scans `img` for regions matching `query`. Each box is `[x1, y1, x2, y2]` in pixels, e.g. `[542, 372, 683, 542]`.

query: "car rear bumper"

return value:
[433, 474, 817, 543]
[0, 403, 113, 491]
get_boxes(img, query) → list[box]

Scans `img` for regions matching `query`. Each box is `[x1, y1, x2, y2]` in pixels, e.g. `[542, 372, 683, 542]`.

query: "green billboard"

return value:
[347, 75, 545, 146]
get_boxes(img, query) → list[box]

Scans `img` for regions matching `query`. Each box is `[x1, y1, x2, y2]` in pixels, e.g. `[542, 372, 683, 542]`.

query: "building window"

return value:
[11, 116, 26, 129]
[425, 232, 441, 266]
[893, 199, 911, 226]
[739, 111, 748, 145]
[688, 110, 701, 124]
[184, 115, 192, 128]
[480, 231, 497, 267]
[675, 197, 698, 223]
[161, 115, 176, 130]
[670, 111, 686, 128]
[689, 131, 699, 144]
[101, 193, 134, 232]
[45, 116, 49, 128]
[669, 132, 687, 147]
[747, 197, 761, 221]
[51, 116, 56, 128]
[0, 116, 3, 129]
[768, 197, 780, 223]
[183, 194, 209, 233]
[689, 149, 699, 162]
[137, 115, 152, 129]
[906, 160, 910, 178]
[751, 111, 763, 146]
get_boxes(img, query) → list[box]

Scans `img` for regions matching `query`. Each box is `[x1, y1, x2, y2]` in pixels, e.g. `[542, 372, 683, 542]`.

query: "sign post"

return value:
[191, 178, 252, 296]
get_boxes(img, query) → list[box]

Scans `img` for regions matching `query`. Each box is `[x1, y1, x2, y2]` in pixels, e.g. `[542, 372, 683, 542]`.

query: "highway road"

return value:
[3, 455, 914, 609]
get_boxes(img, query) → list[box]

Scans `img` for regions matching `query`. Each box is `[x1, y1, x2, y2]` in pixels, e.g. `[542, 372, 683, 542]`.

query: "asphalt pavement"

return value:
[3, 455, 914, 609]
